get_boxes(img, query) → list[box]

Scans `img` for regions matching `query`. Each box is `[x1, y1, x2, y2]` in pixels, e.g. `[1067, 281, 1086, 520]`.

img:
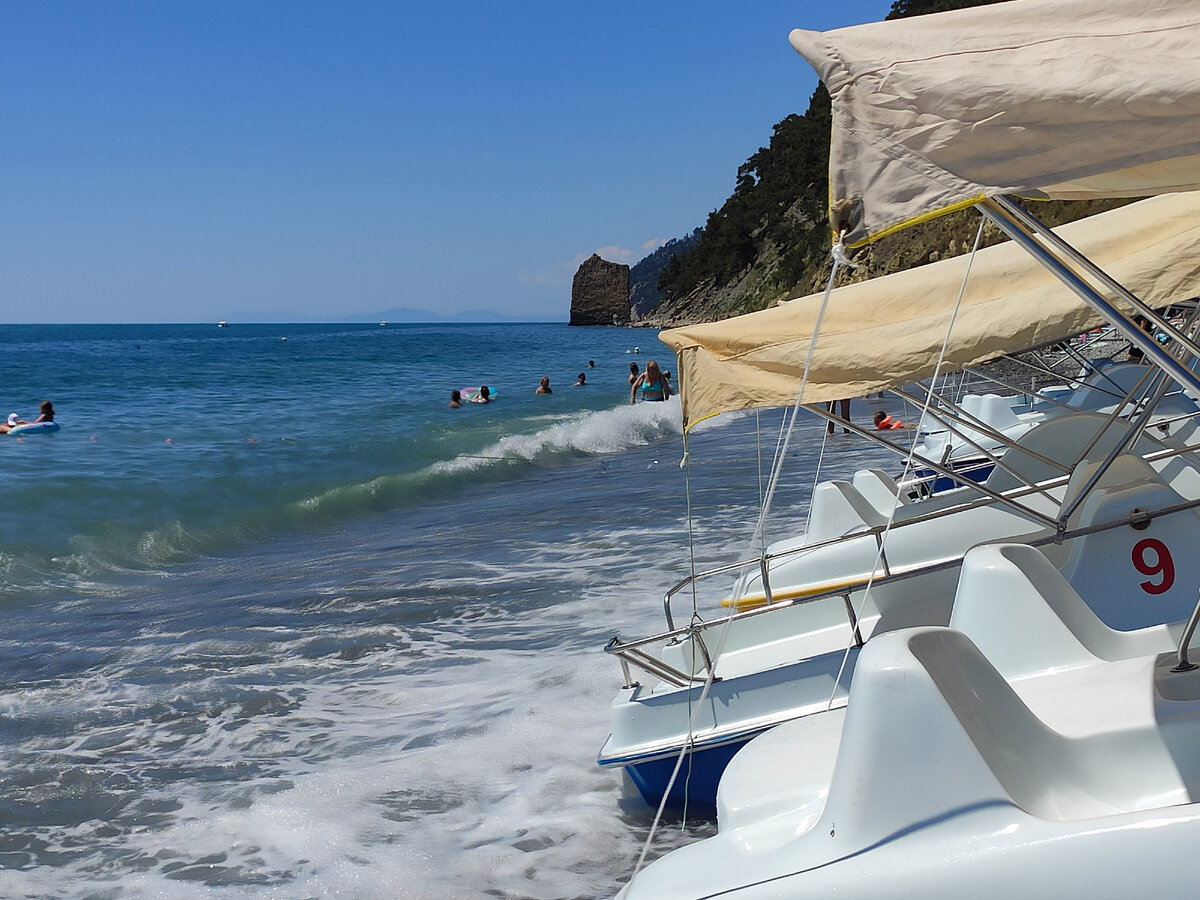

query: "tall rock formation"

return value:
[570, 254, 630, 326]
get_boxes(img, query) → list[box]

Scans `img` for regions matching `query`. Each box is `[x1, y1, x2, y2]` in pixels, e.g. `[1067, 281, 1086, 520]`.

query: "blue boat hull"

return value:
[619, 739, 751, 810]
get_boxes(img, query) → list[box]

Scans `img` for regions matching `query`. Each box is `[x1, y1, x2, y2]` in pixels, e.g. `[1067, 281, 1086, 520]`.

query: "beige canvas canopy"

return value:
[660, 192, 1200, 427]
[788, 0, 1200, 247]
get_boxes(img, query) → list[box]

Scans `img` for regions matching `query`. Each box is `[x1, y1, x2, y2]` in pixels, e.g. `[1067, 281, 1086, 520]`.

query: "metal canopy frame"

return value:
[606, 195, 1200, 688]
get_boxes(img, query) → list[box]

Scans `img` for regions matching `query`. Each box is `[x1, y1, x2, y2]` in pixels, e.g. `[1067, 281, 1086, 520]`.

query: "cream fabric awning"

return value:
[659, 193, 1200, 427]
[789, 0, 1200, 247]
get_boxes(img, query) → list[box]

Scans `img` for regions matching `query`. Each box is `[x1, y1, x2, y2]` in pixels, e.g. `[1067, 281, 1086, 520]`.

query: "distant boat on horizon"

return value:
[218, 321, 229, 327]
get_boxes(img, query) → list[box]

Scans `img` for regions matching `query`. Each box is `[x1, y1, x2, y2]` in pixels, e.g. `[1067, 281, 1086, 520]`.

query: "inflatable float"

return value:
[6, 422, 60, 436]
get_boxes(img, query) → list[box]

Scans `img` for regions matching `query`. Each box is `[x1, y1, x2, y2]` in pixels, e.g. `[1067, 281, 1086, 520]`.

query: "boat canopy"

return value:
[788, 0, 1200, 247]
[660, 192, 1200, 426]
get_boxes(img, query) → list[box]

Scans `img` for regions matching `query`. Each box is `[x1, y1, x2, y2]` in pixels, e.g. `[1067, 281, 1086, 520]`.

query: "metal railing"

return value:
[662, 429, 1200, 634]
[605, 455, 1200, 689]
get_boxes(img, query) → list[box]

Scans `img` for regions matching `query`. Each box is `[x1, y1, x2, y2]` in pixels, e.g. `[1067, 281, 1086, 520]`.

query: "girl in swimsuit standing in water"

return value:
[630, 360, 670, 404]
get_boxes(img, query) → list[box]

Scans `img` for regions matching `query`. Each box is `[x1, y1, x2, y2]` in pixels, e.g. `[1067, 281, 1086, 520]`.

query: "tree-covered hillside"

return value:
[630, 229, 700, 318]
[634, 0, 1124, 325]
[653, 87, 831, 313]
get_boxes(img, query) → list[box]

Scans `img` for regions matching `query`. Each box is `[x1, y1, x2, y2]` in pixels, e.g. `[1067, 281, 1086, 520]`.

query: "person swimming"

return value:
[873, 410, 904, 429]
[535, 376, 552, 394]
[472, 385, 491, 403]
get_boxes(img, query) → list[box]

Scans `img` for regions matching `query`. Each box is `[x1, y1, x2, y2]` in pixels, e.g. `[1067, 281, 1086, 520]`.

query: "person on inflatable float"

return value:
[0, 401, 53, 434]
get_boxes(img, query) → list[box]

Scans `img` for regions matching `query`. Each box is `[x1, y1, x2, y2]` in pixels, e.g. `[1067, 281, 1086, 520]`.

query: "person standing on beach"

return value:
[1127, 314, 1154, 362]
[826, 398, 851, 435]
[631, 360, 670, 403]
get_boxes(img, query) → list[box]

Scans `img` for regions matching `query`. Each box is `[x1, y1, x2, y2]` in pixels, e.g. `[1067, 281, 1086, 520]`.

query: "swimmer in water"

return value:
[873, 410, 905, 430]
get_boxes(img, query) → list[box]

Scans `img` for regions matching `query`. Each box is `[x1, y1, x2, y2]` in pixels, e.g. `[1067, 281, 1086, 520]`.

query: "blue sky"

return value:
[2, 0, 893, 324]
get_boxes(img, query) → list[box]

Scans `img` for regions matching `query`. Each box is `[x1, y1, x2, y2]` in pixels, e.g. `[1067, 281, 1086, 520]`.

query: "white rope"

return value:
[630, 234, 851, 881]
[749, 234, 850, 548]
[824, 216, 988, 710]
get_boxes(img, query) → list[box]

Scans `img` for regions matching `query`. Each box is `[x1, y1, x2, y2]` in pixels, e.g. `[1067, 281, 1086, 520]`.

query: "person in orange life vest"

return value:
[873, 410, 904, 430]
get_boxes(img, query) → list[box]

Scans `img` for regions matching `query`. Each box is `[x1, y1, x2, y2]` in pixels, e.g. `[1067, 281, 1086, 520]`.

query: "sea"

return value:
[0, 322, 901, 900]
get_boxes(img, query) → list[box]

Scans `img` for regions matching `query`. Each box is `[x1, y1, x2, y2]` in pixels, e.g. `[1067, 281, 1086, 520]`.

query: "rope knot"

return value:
[831, 235, 858, 270]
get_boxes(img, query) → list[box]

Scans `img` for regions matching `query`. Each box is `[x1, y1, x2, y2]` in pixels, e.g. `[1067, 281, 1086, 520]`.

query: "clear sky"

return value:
[2, 0, 893, 324]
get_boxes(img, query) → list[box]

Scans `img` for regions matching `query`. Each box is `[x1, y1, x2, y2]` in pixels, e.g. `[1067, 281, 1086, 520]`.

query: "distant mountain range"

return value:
[226, 307, 563, 325]
[341, 307, 562, 324]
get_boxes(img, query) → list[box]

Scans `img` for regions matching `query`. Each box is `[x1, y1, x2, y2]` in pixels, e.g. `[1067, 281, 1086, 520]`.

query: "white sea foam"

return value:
[0, 323, 909, 900]
[0, 573, 688, 900]
[432, 398, 685, 475]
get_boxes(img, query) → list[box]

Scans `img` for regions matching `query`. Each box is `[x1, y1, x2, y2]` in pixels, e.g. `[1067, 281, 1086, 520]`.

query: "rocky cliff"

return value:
[570, 254, 630, 326]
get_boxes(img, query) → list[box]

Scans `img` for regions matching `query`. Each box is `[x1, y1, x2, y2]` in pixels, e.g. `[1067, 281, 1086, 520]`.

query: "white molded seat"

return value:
[851, 468, 906, 517]
[1067, 361, 1158, 411]
[971, 393, 1023, 434]
[949, 544, 1179, 679]
[1059, 455, 1200, 630]
[817, 628, 1188, 846]
[804, 480, 887, 544]
[984, 412, 1126, 492]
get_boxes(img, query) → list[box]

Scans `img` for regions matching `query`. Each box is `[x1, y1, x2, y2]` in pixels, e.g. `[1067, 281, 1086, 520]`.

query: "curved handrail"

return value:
[608, 492, 1200, 687]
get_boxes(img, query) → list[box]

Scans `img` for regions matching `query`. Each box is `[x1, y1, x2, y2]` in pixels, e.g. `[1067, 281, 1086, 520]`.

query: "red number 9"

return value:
[1132, 538, 1174, 595]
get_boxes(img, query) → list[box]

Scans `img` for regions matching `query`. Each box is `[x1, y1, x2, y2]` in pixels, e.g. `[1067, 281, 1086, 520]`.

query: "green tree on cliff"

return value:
[651, 0, 1018, 315]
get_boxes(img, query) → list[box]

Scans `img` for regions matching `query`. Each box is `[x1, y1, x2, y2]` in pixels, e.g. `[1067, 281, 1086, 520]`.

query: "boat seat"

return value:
[1067, 361, 1156, 412]
[716, 706, 847, 834]
[803, 480, 888, 544]
[816, 628, 1189, 848]
[1153, 453, 1200, 500]
[1058, 455, 1200, 630]
[949, 543, 1181, 679]
[968, 393, 1023, 434]
[851, 468, 905, 516]
[1163, 417, 1200, 451]
[984, 412, 1124, 492]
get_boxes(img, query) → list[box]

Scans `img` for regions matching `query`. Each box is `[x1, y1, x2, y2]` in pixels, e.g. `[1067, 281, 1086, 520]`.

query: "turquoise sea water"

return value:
[0, 324, 676, 583]
[0, 322, 898, 898]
